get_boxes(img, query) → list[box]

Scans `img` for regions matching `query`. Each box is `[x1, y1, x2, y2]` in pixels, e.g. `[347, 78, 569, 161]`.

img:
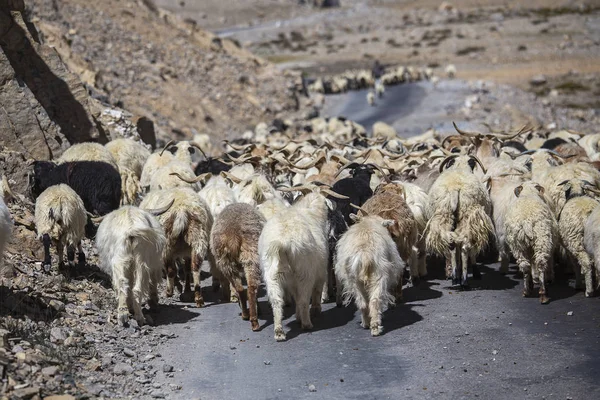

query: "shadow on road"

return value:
[152, 303, 200, 325]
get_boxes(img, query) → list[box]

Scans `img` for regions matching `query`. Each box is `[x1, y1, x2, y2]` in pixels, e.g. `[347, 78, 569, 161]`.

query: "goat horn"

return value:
[278, 185, 313, 194]
[223, 140, 254, 152]
[453, 121, 482, 138]
[220, 171, 242, 184]
[143, 199, 175, 216]
[321, 188, 350, 200]
[160, 140, 176, 156]
[334, 162, 360, 178]
[438, 155, 459, 173]
[350, 203, 368, 215]
[290, 154, 325, 169]
[190, 142, 207, 159]
[87, 211, 105, 224]
[169, 172, 212, 184]
[469, 155, 488, 174]
[366, 163, 391, 183]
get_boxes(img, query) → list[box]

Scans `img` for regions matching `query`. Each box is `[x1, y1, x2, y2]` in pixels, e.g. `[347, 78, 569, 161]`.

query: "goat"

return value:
[505, 182, 558, 303]
[34, 184, 87, 271]
[105, 138, 151, 205]
[58, 142, 119, 171]
[30, 161, 121, 217]
[583, 205, 600, 296]
[96, 204, 170, 326]
[139, 187, 213, 307]
[335, 212, 403, 336]
[210, 203, 266, 331]
[426, 155, 494, 287]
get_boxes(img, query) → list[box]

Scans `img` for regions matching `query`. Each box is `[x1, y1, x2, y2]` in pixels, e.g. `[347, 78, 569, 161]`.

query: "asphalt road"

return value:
[150, 84, 600, 399]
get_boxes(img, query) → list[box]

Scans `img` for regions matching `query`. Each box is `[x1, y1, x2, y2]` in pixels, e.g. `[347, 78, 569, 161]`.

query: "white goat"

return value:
[58, 142, 119, 171]
[105, 138, 151, 205]
[504, 182, 558, 304]
[96, 206, 167, 326]
[426, 155, 494, 287]
[34, 184, 87, 271]
[140, 187, 213, 306]
[335, 213, 404, 336]
[259, 191, 331, 341]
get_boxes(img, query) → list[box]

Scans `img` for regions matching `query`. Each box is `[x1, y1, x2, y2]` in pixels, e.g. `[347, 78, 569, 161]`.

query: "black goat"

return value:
[30, 161, 121, 216]
[330, 163, 378, 224]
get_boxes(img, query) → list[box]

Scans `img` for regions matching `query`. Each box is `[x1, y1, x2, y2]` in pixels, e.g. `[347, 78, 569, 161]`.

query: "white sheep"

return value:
[259, 191, 331, 341]
[34, 184, 87, 271]
[105, 138, 151, 205]
[58, 142, 119, 171]
[96, 205, 167, 326]
[583, 205, 600, 296]
[334, 213, 404, 336]
[426, 155, 494, 287]
[139, 187, 213, 306]
[504, 182, 558, 304]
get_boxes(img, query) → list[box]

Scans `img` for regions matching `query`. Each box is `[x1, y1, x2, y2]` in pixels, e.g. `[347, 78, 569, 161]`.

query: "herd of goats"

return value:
[1, 116, 600, 340]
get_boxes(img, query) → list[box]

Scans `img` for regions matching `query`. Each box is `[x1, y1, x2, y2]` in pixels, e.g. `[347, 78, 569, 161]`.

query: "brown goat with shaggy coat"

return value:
[358, 183, 419, 287]
[210, 203, 266, 330]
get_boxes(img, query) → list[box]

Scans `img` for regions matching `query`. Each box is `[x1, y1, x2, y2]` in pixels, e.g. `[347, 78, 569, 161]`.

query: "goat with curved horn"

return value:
[469, 155, 488, 174]
[169, 172, 212, 184]
[438, 155, 459, 173]
[159, 139, 176, 156]
[144, 199, 176, 216]
[190, 142, 208, 159]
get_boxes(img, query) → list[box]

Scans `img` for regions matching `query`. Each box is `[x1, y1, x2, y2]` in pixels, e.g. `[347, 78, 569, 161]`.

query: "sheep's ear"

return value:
[382, 219, 395, 228]
[514, 185, 523, 197]
[535, 184, 545, 195]
[349, 213, 359, 222]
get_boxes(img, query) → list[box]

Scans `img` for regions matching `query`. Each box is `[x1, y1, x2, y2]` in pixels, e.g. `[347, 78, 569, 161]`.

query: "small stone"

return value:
[264, 360, 271, 365]
[123, 348, 136, 357]
[113, 363, 134, 376]
[567, 311, 574, 316]
[229, 345, 237, 350]
[150, 390, 166, 398]
[50, 327, 67, 344]
[49, 299, 65, 312]
[163, 364, 174, 373]
[144, 354, 156, 361]
[11, 386, 40, 399]
[492, 350, 498, 355]
[308, 384, 317, 392]
[530, 75, 547, 86]
[45, 396, 75, 400]
[42, 365, 59, 377]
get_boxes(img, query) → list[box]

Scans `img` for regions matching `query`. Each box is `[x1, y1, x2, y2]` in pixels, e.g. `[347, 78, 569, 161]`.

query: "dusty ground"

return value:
[158, 0, 600, 109]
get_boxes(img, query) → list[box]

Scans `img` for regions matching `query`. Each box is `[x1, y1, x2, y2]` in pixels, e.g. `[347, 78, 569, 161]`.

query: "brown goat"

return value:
[210, 203, 265, 331]
[357, 183, 419, 286]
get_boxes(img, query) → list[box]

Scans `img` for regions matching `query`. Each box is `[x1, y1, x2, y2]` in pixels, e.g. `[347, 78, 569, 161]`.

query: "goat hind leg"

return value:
[191, 252, 204, 307]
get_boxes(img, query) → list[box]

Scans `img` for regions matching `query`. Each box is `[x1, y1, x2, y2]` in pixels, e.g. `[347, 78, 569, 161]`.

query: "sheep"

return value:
[504, 182, 559, 303]
[210, 203, 266, 331]
[375, 80, 385, 98]
[30, 161, 121, 217]
[445, 64, 457, 78]
[583, 205, 600, 296]
[259, 190, 338, 341]
[139, 187, 213, 307]
[335, 212, 404, 336]
[34, 184, 87, 271]
[357, 183, 420, 286]
[557, 179, 600, 297]
[367, 91, 375, 106]
[96, 205, 169, 326]
[58, 142, 119, 171]
[426, 155, 494, 287]
[0, 196, 12, 274]
[105, 138, 151, 205]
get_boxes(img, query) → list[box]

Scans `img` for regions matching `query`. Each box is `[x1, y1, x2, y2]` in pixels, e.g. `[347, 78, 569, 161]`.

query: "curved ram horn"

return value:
[290, 154, 326, 169]
[438, 155, 459, 173]
[143, 199, 175, 216]
[87, 211, 105, 224]
[159, 139, 176, 156]
[366, 163, 391, 183]
[223, 140, 255, 152]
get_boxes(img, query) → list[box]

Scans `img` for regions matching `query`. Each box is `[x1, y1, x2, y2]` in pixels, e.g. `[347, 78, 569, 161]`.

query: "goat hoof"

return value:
[274, 328, 286, 341]
[451, 278, 461, 286]
[251, 320, 260, 331]
[540, 295, 550, 304]
[241, 313, 250, 321]
[522, 290, 530, 298]
[310, 306, 321, 317]
[301, 322, 313, 331]
[585, 291, 593, 298]
[229, 294, 239, 303]
[42, 262, 52, 273]
[370, 326, 383, 336]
